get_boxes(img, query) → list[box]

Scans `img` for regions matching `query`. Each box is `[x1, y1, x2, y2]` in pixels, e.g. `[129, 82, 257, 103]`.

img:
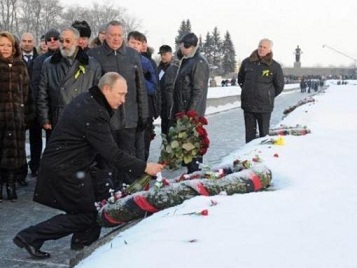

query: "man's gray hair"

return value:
[98, 72, 124, 90]
[259, 38, 273, 48]
[61, 27, 80, 39]
[107, 20, 124, 30]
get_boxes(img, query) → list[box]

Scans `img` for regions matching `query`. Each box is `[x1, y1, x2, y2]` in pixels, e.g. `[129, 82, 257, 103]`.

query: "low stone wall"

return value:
[206, 86, 299, 108]
[207, 95, 240, 107]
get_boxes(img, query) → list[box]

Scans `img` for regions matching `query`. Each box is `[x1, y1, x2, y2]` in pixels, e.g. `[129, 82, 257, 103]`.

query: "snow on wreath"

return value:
[159, 110, 210, 170]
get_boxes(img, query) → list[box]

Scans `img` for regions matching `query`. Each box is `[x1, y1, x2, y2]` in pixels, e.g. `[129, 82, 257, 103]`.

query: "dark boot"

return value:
[6, 173, 18, 201]
[17, 163, 28, 186]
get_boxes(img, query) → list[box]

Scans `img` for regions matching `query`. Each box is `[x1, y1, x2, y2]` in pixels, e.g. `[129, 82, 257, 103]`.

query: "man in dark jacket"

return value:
[29, 28, 60, 175]
[238, 38, 285, 143]
[88, 21, 149, 186]
[169, 33, 209, 173]
[13, 72, 164, 259]
[157, 45, 173, 135]
[127, 31, 159, 161]
[19, 32, 39, 184]
[37, 27, 102, 138]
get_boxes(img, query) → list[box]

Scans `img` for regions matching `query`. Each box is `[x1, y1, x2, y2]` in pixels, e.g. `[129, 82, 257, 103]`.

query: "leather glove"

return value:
[144, 71, 152, 81]
[137, 117, 148, 132]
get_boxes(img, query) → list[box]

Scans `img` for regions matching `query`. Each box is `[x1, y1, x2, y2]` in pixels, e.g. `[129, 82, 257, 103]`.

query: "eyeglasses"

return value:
[46, 37, 59, 42]
[59, 38, 71, 44]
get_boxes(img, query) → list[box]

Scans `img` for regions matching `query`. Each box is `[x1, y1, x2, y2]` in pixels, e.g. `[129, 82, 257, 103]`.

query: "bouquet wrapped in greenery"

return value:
[160, 110, 210, 170]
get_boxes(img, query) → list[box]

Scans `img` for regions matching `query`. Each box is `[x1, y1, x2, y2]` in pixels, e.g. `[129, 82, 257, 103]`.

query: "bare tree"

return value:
[0, 0, 19, 32]
[1, 0, 140, 43]
[17, 0, 42, 38]
[39, 0, 63, 34]
[61, 3, 140, 37]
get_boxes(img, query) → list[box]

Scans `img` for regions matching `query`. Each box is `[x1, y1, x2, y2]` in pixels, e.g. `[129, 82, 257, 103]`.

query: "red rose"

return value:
[196, 126, 207, 136]
[202, 136, 210, 146]
[175, 112, 186, 119]
[200, 147, 208, 155]
[198, 116, 208, 125]
[200, 209, 209, 216]
[187, 110, 198, 118]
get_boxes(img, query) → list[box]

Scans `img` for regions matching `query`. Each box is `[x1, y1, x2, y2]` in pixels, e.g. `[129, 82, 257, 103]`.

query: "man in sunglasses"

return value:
[36, 27, 101, 140]
[29, 28, 61, 176]
[168, 32, 209, 174]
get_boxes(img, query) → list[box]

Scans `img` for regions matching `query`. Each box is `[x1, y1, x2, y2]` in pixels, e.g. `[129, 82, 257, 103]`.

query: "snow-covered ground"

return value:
[76, 80, 357, 268]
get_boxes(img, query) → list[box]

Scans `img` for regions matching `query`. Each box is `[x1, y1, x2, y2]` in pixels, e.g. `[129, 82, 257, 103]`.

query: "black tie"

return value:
[24, 55, 32, 65]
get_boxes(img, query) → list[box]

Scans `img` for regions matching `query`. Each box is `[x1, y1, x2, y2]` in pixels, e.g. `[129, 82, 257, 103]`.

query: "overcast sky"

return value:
[61, 0, 357, 68]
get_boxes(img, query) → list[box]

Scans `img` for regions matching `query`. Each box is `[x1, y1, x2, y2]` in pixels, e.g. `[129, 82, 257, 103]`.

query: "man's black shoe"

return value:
[13, 235, 51, 259]
[18, 180, 28, 186]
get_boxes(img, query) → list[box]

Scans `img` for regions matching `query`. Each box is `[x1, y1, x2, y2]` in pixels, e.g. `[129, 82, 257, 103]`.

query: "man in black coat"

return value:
[13, 72, 164, 259]
[36, 27, 102, 136]
[238, 38, 284, 143]
[29, 28, 61, 176]
[157, 45, 173, 135]
[88, 20, 149, 186]
[168, 33, 209, 174]
[18, 32, 39, 184]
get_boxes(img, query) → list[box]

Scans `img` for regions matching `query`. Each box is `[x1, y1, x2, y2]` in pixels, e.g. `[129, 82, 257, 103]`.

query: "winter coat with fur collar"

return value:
[0, 42, 34, 169]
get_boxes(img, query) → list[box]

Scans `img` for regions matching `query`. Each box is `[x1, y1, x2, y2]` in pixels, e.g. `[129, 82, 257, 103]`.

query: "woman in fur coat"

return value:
[0, 31, 34, 201]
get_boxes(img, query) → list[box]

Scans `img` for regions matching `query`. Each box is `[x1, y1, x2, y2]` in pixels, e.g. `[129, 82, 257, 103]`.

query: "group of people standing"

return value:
[1, 19, 213, 259]
[1, 17, 284, 259]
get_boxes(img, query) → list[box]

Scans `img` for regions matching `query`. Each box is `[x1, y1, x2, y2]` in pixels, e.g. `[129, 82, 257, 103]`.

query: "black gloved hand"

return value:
[144, 71, 152, 81]
[137, 117, 148, 132]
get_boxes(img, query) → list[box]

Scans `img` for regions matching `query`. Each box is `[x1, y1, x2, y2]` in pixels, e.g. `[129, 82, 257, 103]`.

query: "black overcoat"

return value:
[33, 86, 146, 213]
[88, 41, 148, 130]
[238, 50, 285, 113]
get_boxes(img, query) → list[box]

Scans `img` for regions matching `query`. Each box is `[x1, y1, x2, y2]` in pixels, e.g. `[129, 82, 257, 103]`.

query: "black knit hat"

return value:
[179, 33, 198, 48]
[44, 28, 60, 42]
[158, 45, 172, 54]
[71, 20, 92, 38]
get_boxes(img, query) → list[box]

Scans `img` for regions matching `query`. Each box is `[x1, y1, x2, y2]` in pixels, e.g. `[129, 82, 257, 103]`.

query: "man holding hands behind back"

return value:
[238, 38, 284, 143]
[13, 72, 164, 259]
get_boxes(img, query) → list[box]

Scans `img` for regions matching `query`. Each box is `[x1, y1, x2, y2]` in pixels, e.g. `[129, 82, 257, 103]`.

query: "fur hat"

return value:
[179, 33, 198, 48]
[71, 20, 92, 38]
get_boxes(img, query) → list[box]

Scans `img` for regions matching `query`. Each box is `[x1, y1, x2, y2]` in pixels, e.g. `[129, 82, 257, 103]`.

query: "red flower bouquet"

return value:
[160, 110, 209, 170]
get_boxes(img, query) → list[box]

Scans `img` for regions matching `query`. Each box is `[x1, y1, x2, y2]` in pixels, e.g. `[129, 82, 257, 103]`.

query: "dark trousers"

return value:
[17, 212, 100, 250]
[45, 129, 52, 144]
[143, 118, 154, 161]
[244, 111, 271, 143]
[135, 130, 145, 161]
[113, 128, 139, 185]
[28, 121, 43, 173]
[160, 117, 169, 136]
